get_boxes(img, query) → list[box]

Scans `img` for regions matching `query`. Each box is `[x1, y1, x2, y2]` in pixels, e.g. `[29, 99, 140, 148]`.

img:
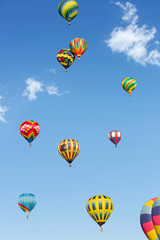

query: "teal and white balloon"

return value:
[18, 193, 37, 218]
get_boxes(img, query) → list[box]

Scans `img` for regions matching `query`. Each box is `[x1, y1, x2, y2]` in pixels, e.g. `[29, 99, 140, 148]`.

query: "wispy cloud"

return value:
[22, 77, 65, 100]
[46, 85, 61, 96]
[115, 1, 138, 23]
[105, 2, 160, 66]
[0, 105, 8, 123]
[0, 94, 8, 123]
[22, 78, 44, 100]
[46, 68, 56, 74]
[0, 95, 8, 123]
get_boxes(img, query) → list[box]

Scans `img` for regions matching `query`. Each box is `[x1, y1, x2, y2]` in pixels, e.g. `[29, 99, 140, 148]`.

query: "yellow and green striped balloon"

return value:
[86, 195, 113, 232]
[58, 0, 79, 25]
[121, 77, 137, 96]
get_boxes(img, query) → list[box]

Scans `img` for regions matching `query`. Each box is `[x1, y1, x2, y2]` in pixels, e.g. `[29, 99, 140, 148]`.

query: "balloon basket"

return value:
[68, 22, 71, 25]
[101, 227, 103, 232]
[69, 164, 71, 167]
[66, 69, 68, 72]
[29, 144, 31, 147]
[27, 216, 29, 219]
[78, 57, 80, 60]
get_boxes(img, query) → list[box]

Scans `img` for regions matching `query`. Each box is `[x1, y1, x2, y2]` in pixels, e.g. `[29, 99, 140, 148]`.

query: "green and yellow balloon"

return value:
[86, 195, 113, 232]
[121, 77, 137, 96]
[58, 0, 79, 25]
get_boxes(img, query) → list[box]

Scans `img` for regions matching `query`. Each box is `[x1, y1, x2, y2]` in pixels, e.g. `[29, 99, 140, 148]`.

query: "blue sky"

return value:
[0, 0, 160, 239]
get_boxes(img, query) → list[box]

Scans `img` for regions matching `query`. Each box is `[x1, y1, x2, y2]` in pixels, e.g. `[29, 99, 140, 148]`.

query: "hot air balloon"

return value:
[108, 130, 122, 147]
[69, 38, 87, 60]
[140, 197, 160, 240]
[121, 77, 137, 96]
[58, 139, 80, 167]
[57, 49, 75, 72]
[18, 193, 37, 218]
[19, 120, 40, 147]
[86, 195, 113, 232]
[58, 0, 79, 25]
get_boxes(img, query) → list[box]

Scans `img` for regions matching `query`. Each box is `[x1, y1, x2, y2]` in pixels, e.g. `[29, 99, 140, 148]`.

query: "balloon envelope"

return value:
[18, 193, 37, 218]
[58, 0, 79, 25]
[57, 49, 75, 71]
[86, 195, 113, 232]
[69, 38, 87, 60]
[58, 139, 80, 167]
[108, 130, 122, 146]
[121, 77, 137, 95]
[140, 198, 160, 240]
[19, 120, 40, 146]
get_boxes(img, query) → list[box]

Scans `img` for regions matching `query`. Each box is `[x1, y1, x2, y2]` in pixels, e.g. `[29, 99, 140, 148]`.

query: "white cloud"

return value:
[22, 78, 65, 100]
[115, 1, 138, 24]
[146, 49, 160, 66]
[22, 78, 44, 100]
[46, 85, 61, 96]
[155, 41, 160, 45]
[0, 95, 8, 123]
[49, 69, 56, 74]
[0, 104, 8, 123]
[105, 2, 160, 66]
[46, 68, 56, 74]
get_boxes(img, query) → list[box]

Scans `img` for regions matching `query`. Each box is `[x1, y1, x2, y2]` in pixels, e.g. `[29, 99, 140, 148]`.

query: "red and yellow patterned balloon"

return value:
[19, 121, 40, 147]
[69, 38, 87, 60]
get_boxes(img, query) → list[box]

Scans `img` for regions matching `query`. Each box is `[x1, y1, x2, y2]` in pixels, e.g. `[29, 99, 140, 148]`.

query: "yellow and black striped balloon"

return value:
[86, 195, 113, 232]
[58, 139, 80, 167]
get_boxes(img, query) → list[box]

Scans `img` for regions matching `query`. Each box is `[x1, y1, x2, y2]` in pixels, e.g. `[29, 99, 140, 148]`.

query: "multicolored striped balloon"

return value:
[86, 195, 113, 232]
[121, 77, 137, 96]
[18, 193, 37, 218]
[58, 0, 79, 25]
[58, 139, 80, 167]
[19, 120, 40, 147]
[140, 198, 160, 240]
[69, 38, 87, 60]
[108, 130, 122, 147]
[57, 49, 75, 72]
